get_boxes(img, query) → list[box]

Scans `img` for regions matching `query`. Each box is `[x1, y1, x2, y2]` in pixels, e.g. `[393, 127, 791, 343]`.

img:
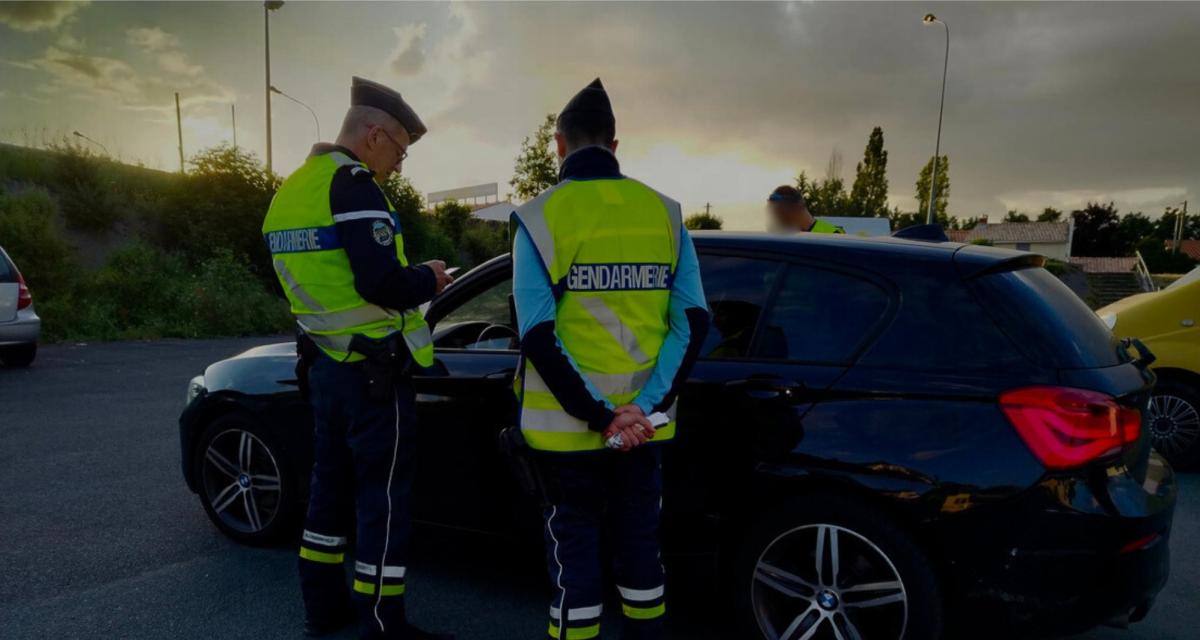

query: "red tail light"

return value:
[1000, 386, 1141, 470]
[16, 272, 32, 310]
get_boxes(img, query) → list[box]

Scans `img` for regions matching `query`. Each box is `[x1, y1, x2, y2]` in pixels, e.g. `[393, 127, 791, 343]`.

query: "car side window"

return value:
[698, 254, 781, 359]
[435, 277, 518, 350]
[752, 265, 889, 364]
[0, 253, 13, 282]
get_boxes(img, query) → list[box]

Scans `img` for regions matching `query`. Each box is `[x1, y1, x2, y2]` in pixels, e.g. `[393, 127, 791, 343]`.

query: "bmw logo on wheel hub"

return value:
[817, 589, 840, 611]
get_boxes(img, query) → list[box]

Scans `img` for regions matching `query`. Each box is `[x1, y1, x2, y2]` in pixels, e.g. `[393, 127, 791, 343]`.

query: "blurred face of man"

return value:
[767, 201, 805, 233]
[363, 123, 411, 180]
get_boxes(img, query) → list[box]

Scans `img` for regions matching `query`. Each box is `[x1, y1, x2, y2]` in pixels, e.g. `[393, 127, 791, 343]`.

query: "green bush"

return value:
[185, 249, 293, 336]
[150, 145, 279, 282]
[461, 222, 509, 268]
[48, 142, 122, 232]
[0, 188, 78, 299]
[39, 242, 292, 341]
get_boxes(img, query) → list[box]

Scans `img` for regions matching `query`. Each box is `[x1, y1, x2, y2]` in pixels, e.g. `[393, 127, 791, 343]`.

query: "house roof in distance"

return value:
[1166, 239, 1200, 261]
[964, 222, 1071, 244]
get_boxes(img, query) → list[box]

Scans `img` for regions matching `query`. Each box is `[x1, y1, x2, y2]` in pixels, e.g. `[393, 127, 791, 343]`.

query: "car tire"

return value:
[193, 412, 302, 546]
[0, 343, 36, 367]
[733, 496, 943, 640]
[1147, 378, 1200, 469]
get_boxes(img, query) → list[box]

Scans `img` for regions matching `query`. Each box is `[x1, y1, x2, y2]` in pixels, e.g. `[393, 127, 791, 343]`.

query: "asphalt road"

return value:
[0, 338, 1195, 640]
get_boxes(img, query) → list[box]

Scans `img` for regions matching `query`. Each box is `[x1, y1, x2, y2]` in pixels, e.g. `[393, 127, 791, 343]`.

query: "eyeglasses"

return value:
[378, 127, 409, 162]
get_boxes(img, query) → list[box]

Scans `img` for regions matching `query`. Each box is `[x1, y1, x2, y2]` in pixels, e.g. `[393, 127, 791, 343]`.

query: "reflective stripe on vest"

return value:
[262, 152, 433, 366]
[512, 177, 681, 452]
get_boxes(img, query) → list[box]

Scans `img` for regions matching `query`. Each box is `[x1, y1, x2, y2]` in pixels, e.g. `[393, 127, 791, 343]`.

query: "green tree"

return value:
[433, 200, 473, 246]
[1037, 207, 1063, 223]
[1070, 202, 1124, 256]
[914, 155, 950, 221]
[510, 113, 558, 201]
[1117, 212, 1155, 253]
[1004, 211, 1030, 223]
[379, 175, 455, 265]
[1157, 206, 1200, 241]
[849, 126, 888, 217]
[685, 210, 723, 230]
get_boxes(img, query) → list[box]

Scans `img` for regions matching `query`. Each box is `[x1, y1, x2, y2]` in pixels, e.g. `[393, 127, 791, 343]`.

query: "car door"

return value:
[665, 249, 893, 546]
[411, 259, 529, 533]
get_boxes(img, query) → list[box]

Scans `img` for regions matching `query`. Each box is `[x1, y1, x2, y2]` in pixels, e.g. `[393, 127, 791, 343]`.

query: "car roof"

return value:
[690, 231, 1041, 277]
[689, 230, 963, 266]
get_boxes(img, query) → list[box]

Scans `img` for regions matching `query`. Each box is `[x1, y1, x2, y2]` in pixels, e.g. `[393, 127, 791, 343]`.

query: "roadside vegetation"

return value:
[0, 141, 506, 342]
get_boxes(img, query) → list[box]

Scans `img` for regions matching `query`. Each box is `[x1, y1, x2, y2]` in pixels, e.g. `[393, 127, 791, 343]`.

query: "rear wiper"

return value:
[1122, 337, 1156, 371]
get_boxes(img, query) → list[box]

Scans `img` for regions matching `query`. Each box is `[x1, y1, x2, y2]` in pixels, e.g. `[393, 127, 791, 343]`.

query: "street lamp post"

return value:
[71, 130, 109, 156]
[271, 86, 321, 141]
[264, 1, 284, 174]
[923, 13, 949, 225]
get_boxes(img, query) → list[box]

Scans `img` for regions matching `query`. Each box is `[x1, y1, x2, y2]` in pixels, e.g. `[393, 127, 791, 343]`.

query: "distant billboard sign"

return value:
[427, 183, 498, 205]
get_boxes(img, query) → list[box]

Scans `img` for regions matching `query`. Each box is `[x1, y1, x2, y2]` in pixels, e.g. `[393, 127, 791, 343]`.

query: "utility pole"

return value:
[1174, 200, 1188, 253]
[264, 2, 285, 173]
[231, 103, 237, 152]
[704, 202, 712, 216]
[175, 92, 185, 174]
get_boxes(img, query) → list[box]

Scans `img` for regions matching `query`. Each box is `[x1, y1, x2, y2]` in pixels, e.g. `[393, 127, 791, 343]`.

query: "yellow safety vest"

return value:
[808, 218, 846, 234]
[512, 177, 682, 452]
[261, 151, 433, 366]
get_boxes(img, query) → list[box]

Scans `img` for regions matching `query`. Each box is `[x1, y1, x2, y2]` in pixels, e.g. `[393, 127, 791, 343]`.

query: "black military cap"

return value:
[559, 77, 614, 125]
[351, 76, 427, 144]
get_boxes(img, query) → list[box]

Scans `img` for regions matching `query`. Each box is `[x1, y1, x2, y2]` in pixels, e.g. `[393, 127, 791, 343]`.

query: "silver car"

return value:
[0, 246, 40, 367]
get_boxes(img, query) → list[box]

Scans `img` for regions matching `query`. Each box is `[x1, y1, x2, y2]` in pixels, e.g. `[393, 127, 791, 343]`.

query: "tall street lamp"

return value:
[923, 13, 949, 225]
[264, 1, 284, 174]
[271, 85, 321, 141]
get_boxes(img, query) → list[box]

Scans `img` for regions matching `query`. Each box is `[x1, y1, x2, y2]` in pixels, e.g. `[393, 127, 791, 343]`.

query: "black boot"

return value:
[303, 605, 354, 637]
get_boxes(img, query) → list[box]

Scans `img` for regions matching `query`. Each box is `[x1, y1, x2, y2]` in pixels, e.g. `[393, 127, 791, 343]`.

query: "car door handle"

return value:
[484, 369, 516, 381]
[724, 378, 806, 400]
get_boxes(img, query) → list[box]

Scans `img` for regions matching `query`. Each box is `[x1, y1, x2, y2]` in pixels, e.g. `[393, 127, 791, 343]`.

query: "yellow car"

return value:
[1099, 266, 1200, 466]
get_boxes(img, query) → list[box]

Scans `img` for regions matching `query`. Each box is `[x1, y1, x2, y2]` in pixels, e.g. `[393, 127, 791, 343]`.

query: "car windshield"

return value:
[1165, 266, 1200, 291]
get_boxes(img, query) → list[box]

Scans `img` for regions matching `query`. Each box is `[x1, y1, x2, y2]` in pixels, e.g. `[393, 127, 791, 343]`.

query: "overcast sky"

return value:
[2, 1, 1197, 230]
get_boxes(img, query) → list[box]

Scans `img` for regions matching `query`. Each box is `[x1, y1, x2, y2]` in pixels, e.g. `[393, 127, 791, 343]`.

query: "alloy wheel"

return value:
[201, 429, 283, 534]
[1147, 394, 1200, 458]
[752, 524, 908, 640]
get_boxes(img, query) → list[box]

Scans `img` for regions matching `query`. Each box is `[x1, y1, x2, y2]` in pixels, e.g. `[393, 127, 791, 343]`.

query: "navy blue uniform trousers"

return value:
[299, 355, 416, 640]
[540, 446, 666, 640]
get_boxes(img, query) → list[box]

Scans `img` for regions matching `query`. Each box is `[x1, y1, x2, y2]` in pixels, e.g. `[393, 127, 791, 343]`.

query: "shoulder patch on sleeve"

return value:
[371, 220, 395, 246]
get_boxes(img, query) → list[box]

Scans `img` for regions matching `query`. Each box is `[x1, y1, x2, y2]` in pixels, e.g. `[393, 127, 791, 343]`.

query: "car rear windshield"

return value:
[0, 251, 14, 283]
[971, 267, 1126, 370]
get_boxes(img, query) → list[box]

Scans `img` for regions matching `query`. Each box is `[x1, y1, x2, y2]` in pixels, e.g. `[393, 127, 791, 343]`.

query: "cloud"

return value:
[416, 2, 1200, 218]
[28, 45, 232, 112]
[388, 23, 427, 76]
[55, 31, 84, 51]
[0, 1, 88, 32]
[126, 26, 180, 53]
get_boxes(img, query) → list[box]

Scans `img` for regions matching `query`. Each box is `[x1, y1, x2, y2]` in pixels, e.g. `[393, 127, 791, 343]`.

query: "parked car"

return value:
[0, 245, 40, 367]
[1098, 267, 1200, 468]
[179, 232, 1175, 639]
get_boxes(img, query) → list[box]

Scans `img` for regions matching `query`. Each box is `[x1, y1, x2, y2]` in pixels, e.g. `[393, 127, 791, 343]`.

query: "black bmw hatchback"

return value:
[179, 232, 1175, 639]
